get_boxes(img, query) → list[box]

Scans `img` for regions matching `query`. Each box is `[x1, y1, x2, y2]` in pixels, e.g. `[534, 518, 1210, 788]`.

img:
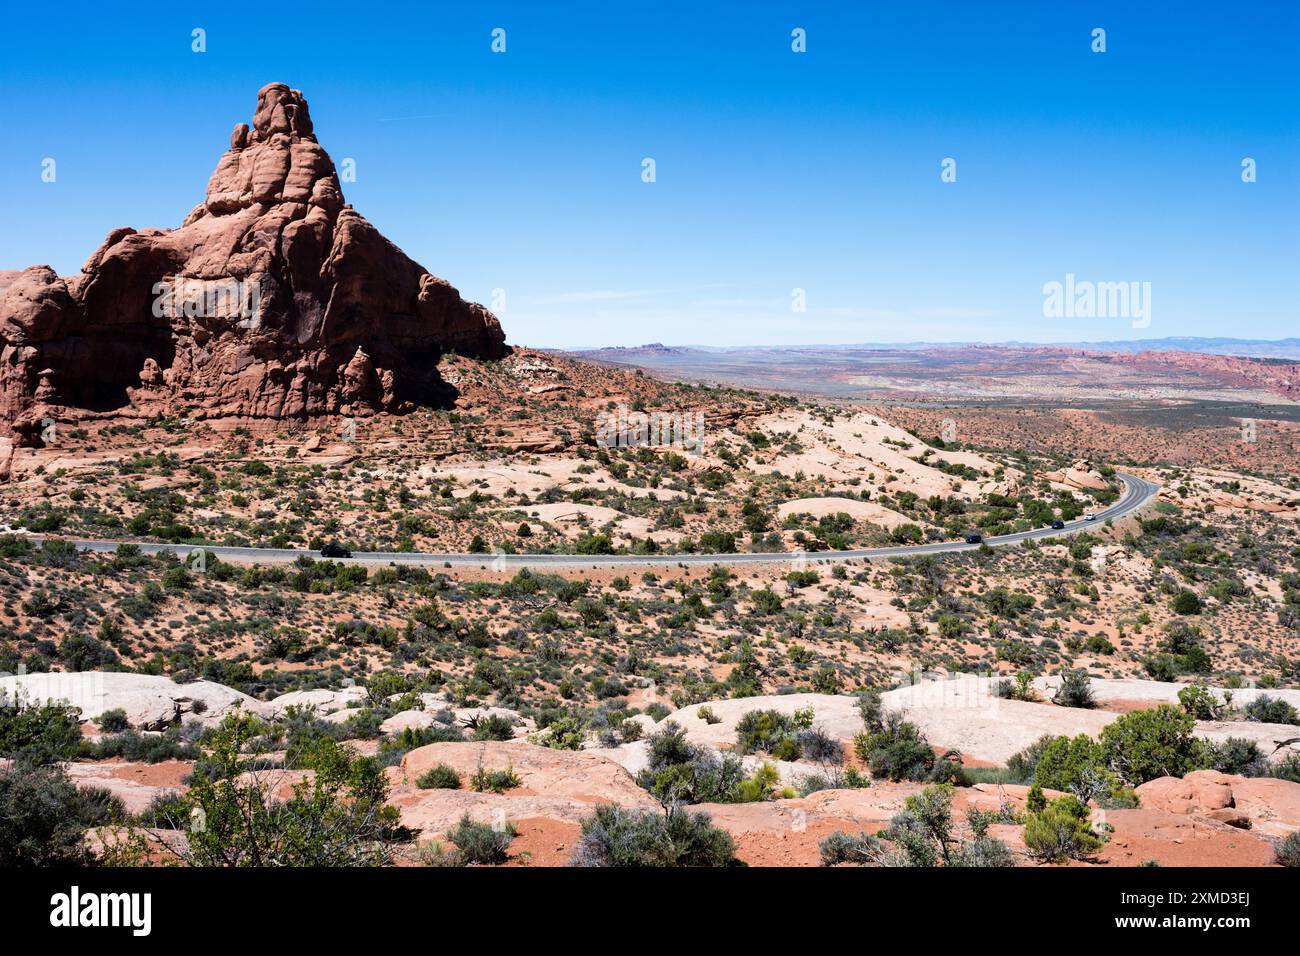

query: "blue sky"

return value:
[1, 1, 1296, 347]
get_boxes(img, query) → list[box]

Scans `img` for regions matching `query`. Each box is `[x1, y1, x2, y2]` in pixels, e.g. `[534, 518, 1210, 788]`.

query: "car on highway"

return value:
[320, 541, 352, 558]
[964, 532, 983, 544]
[1083, 513, 1097, 521]
[1051, 520, 1066, 530]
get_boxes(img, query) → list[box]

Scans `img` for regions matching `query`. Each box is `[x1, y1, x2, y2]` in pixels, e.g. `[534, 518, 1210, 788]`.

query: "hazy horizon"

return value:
[562, 334, 1300, 353]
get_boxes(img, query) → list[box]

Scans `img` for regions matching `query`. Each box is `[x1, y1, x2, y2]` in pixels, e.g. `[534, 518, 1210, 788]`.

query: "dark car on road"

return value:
[964, 532, 983, 544]
[320, 541, 352, 558]
[1051, 520, 1066, 530]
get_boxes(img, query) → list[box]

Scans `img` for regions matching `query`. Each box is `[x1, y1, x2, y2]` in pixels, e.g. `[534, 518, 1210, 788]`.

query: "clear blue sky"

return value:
[1, 1, 1296, 347]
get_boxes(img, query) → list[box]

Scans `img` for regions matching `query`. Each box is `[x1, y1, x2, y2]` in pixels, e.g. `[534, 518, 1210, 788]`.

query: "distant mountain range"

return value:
[566, 338, 1300, 405]
[571, 337, 1300, 361]
[1029, 337, 1300, 360]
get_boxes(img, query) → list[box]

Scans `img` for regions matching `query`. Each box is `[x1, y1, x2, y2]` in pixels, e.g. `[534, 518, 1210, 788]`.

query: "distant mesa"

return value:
[0, 82, 506, 445]
[577, 342, 690, 357]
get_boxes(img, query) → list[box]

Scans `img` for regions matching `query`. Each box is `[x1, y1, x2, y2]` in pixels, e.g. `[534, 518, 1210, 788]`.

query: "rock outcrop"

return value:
[388, 740, 658, 835]
[0, 671, 269, 729]
[0, 83, 506, 445]
[1135, 769, 1300, 838]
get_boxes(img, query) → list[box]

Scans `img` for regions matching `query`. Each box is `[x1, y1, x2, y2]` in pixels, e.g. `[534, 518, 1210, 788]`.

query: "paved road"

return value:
[25, 471, 1159, 569]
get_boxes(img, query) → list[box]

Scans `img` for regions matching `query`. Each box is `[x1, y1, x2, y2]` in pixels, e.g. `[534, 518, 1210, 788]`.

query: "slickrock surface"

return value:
[390, 740, 658, 836]
[0, 671, 268, 728]
[881, 675, 1300, 765]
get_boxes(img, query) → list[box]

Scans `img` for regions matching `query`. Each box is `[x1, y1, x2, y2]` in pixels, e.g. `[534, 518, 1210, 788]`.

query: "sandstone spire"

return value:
[0, 83, 506, 444]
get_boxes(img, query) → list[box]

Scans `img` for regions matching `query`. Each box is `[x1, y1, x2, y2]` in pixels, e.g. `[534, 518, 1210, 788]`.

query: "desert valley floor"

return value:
[2, 342, 1300, 868]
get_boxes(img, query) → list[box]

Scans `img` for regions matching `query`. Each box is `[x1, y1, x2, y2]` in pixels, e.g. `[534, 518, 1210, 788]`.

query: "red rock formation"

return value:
[0, 83, 506, 445]
[1134, 768, 1300, 838]
[1118, 350, 1300, 402]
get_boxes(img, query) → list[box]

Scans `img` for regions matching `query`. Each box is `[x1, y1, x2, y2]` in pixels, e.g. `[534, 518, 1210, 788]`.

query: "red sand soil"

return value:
[1094, 810, 1278, 867]
[503, 817, 582, 867]
[95, 758, 192, 789]
[732, 818, 887, 867]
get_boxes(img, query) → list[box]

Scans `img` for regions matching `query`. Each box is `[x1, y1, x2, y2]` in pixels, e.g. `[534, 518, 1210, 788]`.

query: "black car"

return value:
[320, 541, 352, 558]
[1051, 520, 1066, 530]
[964, 532, 983, 544]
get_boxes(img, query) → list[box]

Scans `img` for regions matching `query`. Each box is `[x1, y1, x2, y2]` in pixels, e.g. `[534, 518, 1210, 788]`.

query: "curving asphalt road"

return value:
[26, 471, 1160, 569]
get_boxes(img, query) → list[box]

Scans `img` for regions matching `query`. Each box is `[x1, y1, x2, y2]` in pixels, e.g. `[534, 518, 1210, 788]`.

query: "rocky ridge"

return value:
[0, 83, 505, 445]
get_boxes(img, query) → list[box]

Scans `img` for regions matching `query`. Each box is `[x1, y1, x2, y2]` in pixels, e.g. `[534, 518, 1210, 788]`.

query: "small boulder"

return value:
[380, 709, 436, 735]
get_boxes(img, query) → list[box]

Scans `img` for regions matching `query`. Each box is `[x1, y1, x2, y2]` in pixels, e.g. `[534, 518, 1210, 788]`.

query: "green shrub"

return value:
[1244, 695, 1299, 726]
[873, 784, 1014, 867]
[541, 714, 587, 750]
[1051, 669, 1095, 709]
[996, 671, 1039, 701]
[636, 722, 745, 804]
[967, 802, 1024, 833]
[1032, 734, 1132, 806]
[375, 722, 463, 764]
[97, 708, 130, 733]
[645, 702, 671, 721]
[575, 534, 614, 555]
[1099, 705, 1199, 785]
[819, 830, 883, 865]
[1145, 622, 1212, 679]
[879, 784, 955, 866]
[415, 764, 461, 790]
[734, 762, 780, 803]
[0, 699, 84, 764]
[1033, 735, 1099, 788]
[1171, 590, 1202, 615]
[956, 766, 1024, 786]
[856, 690, 884, 730]
[1276, 831, 1300, 867]
[950, 834, 1017, 867]
[1177, 684, 1221, 720]
[0, 761, 124, 866]
[181, 711, 399, 866]
[59, 632, 120, 671]
[1201, 738, 1268, 777]
[1085, 634, 1116, 655]
[751, 588, 783, 615]
[734, 708, 813, 760]
[854, 712, 945, 782]
[445, 813, 517, 865]
[135, 790, 190, 828]
[1269, 753, 1300, 784]
[87, 729, 198, 763]
[1023, 795, 1103, 863]
[569, 805, 737, 867]
[469, 763, 521, 794]
[1026, 783, 1047, 814]
[471, 714, 518, 741]
[1006, 735, 1056, 784]
[797, 769, 864, 796]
